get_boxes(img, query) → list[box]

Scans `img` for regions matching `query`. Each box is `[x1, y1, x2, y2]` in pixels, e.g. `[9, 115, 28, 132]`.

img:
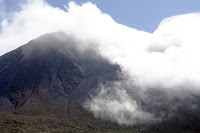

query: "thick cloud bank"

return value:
[1, 0, 200, 125]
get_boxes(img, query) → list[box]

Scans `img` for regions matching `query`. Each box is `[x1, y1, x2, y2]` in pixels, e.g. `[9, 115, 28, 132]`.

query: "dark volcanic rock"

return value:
[0, 33, 120, 118]
[1, 33, 200, 133]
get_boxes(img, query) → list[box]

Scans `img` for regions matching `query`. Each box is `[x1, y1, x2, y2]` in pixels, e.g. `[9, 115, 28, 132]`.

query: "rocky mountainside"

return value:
[1, 33, 200, 133]
[0, 32, 120, 118]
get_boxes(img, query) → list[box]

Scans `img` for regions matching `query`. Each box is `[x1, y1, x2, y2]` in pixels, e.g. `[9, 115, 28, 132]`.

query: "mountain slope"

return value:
[0, 33, 120, 119]
[1, 32, 200, 133]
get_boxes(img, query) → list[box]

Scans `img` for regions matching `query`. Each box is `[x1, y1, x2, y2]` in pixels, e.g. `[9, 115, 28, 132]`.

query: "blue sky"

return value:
[1, 0, 200, 32]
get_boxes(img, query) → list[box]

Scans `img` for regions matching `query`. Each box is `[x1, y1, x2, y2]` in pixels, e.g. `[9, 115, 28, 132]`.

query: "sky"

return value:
[1, 0, 200, 33]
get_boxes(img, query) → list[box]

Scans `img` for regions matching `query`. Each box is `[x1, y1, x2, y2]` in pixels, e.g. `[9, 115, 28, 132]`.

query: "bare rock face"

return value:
[0, 33, 120, 119]
[1, 33, 200, 133]
[0, 39, 84, 117]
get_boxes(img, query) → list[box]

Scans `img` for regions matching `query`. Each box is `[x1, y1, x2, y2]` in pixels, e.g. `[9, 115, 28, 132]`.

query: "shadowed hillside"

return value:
[1, 33, 200, 133]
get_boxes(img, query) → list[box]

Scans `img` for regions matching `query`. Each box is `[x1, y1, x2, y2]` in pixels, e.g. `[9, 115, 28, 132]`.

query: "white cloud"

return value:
[1, 0, 200, 125]
[84, 82, 157, 125]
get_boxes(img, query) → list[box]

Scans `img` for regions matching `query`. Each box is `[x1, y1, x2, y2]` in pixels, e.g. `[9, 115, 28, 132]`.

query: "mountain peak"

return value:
[0, 32, 120, 118]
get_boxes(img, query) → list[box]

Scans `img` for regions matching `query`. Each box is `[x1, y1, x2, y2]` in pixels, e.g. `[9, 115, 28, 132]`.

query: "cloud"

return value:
[84, 82, 157, 125]
[1, 0, 200, 125]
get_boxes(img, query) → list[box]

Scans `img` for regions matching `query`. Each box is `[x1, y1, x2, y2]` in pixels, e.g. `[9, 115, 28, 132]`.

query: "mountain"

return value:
[1, 32, 200, 133]
[0, 32, 120, 112]
[0, 32, 124, 132]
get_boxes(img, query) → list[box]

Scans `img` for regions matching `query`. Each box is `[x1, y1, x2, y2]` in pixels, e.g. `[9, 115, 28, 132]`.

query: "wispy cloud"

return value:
[84, 82, 157, 125]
